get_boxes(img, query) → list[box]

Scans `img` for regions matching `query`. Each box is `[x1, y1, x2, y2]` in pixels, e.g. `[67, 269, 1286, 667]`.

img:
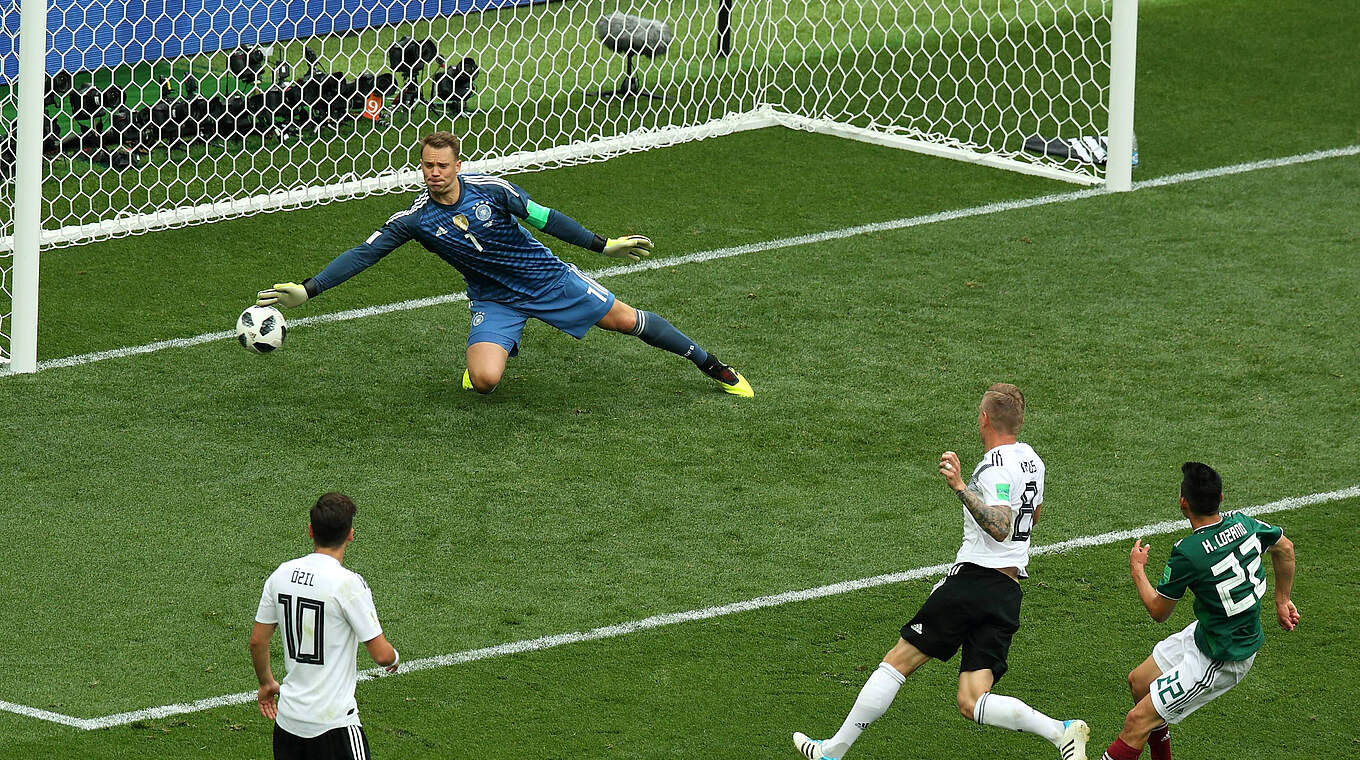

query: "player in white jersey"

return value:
[250, 493, 401, 760]
[793, 384, 1088, 760]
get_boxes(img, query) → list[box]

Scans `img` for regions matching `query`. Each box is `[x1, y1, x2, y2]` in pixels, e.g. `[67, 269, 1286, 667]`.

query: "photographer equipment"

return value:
[1023, 133, 1137, 166]
[89, 147, 137, 171]
[0, 132, 13, 180]
[42, 113, 62, 154]
[430, 56, 479, 115]
[387, 35, 439, 103]
[229, 46, 268, 84]
[128, 102, 150, 127]
[321, 72, 348, 119]
[102, 85, 123, 111]
[355, 72, 376, 103]
[716, 0, 733, 57]
[359, 92, 384, 124]
[218, 94, 248, 138]
[228, 48, 248, 78]
[387, 36, 418, 79]
[248, 47, 266, 81]
[68, 84, 99, 129]
[44, 71, 72, 108]
[68, 84, 123, 131]
[588, 13, 672, 102]
[184, 95, 213, 138]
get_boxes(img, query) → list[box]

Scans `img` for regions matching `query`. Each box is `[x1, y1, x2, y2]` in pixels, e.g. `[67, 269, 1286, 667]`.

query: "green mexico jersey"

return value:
[1156, 511, 1284, 661]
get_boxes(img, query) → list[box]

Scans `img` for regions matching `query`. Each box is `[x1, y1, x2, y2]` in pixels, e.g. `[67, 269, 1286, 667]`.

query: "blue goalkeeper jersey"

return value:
[311, 174, 586, 304]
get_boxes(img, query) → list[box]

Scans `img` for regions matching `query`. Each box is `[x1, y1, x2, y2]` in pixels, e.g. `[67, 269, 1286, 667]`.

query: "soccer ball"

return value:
[236, 305, 287, 353]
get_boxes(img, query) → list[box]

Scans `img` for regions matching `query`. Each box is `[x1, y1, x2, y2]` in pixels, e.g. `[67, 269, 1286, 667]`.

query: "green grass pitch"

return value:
[0, 0, 1357, 757]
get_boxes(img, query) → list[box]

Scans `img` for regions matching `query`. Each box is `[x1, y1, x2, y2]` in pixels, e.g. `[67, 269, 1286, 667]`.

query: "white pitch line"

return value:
[8, 483, 1355, 730]
[2, 143, 1355, 379]
[0, 700, 92, 729]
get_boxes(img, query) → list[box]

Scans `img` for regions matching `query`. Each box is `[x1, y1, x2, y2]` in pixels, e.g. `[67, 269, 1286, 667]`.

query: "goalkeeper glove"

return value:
[602, 235, 654, 262]
[256, 282, 309, 308]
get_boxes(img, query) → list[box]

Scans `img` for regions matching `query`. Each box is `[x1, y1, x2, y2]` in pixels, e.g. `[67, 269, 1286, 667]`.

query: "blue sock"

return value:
[631, 310, 709, 366]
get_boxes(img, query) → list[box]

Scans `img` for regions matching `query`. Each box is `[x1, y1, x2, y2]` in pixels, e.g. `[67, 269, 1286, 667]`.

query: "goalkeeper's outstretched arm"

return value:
[522, 198, 654, 262]
[258, 215, 416, 307]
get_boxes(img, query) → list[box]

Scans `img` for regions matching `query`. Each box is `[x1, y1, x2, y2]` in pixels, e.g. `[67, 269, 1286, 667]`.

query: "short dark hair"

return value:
[1180, 462, 1222, 516]
[419, 131, 460, 160]
[311, 492, 356, 548]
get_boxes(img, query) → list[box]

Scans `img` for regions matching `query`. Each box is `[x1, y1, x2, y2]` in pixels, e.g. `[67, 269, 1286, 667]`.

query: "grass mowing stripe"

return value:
[3, 143, 1355, 379]
[8, 483, 1353, 731]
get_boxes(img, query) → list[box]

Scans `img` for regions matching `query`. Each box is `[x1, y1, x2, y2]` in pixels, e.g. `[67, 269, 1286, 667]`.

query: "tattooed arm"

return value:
[938, 450, 1013, 542]
[955, 482, 1014, 541]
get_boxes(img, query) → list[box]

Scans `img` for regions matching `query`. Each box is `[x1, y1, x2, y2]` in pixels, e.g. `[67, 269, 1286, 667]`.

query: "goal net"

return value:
[1, 0, 1125, 367]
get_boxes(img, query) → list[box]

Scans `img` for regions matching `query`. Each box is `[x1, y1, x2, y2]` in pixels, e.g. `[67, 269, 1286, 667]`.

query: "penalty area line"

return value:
[5, 483, 1355, 730]
[2, 143, 1355, 378]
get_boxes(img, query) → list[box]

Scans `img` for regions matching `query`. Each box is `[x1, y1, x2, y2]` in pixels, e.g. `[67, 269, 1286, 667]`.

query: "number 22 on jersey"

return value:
[1210, 534, 1267, 616]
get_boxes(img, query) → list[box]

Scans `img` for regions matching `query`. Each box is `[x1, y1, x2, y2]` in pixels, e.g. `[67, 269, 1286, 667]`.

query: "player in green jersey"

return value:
[1098, 462, 1298, 760]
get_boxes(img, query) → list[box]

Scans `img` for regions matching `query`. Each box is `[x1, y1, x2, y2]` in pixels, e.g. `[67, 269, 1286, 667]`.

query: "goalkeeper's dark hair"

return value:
[311, 492, 357, 548]
[419, 131, 460, 160]
[1179, 462, 1222, 516]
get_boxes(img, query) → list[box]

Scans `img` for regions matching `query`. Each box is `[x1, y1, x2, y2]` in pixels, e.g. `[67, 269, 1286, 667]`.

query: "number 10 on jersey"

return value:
[279, 594, 326, 665]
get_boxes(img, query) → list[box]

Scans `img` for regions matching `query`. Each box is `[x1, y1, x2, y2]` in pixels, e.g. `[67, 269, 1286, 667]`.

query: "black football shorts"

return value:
[900, 562, 1023, 682]
[273, 723, 372, 760]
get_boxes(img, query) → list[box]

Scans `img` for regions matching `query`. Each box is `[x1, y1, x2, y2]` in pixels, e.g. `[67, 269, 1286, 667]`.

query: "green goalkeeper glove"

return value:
[602, 235, 654, 262]
[256, 282, 309, 308]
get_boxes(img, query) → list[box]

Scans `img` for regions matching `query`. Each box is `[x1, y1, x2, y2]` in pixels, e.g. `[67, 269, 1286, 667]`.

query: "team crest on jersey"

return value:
[471, 311, 485, 326]
[474, 202, 493, 222]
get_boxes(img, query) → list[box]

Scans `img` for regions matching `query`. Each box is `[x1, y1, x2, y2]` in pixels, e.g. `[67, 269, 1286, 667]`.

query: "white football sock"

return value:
[821, 662, 906, 758]
[972, 692, 1065, 744]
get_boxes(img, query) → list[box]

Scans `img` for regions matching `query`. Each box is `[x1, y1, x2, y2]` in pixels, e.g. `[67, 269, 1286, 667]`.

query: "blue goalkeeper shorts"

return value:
[467, 265, 616, 356]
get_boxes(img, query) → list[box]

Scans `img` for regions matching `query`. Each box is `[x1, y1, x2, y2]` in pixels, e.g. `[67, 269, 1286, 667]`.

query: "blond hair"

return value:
[981, 382, 1025, 434]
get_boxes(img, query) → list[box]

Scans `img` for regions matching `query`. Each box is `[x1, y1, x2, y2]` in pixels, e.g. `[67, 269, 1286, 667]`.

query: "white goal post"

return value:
[1, 0, 1137, 373]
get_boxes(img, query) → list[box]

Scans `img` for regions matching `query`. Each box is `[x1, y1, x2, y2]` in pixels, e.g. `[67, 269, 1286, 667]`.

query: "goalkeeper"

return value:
[257, 131, 752, 397]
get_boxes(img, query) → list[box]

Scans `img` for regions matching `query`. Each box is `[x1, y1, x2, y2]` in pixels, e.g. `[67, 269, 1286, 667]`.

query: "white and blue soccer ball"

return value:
[236, 305, 287, 354]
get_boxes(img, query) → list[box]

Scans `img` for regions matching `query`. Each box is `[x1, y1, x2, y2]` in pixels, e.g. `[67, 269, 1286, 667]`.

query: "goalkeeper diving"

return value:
[257, 131, 752, 397]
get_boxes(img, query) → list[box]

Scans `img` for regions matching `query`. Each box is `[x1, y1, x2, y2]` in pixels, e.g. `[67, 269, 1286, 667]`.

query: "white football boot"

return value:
[792, 731, 838, 760]
[1057, 719, 1090, 760]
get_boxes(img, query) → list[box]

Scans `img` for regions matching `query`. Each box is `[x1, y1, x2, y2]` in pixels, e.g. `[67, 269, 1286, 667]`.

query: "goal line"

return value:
[1, 143, 1355, 379]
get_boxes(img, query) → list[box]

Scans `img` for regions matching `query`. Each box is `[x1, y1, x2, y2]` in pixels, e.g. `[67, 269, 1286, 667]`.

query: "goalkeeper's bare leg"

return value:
[595, 299, 753, 397]
[465, 342, 509, 394]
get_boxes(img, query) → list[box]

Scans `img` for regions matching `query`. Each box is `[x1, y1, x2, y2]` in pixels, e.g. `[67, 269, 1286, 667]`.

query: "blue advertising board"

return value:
[1, 0, 535, 83]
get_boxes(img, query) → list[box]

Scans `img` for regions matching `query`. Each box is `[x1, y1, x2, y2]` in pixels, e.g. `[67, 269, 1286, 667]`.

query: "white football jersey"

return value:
[256, 553, 383, 738]
[954, 442, 1045, 577]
